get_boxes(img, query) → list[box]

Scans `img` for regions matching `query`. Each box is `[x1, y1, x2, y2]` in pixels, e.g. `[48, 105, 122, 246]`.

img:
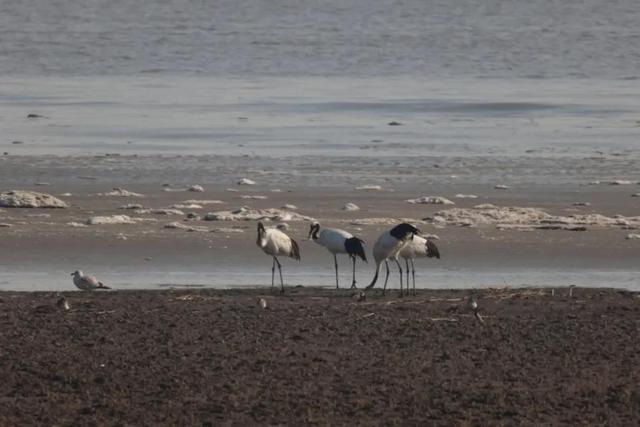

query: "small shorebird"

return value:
[256, 222, 301, 293]
[308, 222, 367, 289]
[399, 234, 440, 296]
[365, 223, 420, 296]
[71, 270, 110, 291]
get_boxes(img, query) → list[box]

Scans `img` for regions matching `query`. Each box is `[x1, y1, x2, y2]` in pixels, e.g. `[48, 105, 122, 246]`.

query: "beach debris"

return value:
[67, 221, 88, 228]
[11, 140, 23, 145]
[133, 208, 184, 216]
[632, 193, 640, 198]
[342, 203, 360, 212]
[71, 270, 110, 291]
[270, 189, 283, 193]
[97, 188, 145, 197]
[240, 195, 268, 200]
[186, 212, 199, 219]
[58, 193, 73, 197]
[24, 213, 51, 220]
[568, 285, 576, 297]
[210, 227, 244, 233]
[258, 298, 268, 309]
[609, 180, 633, 185]
[27, 113, 44, 119]
[427, 204, 640, 230]
[116, 233, 128, 240]
[119, 203, 144, 210]
[494, 185, 509, 190]
[188, 185, 205, 192]
[350, 217, 423, 226]
[169, 203, 204, 209]
[57, 297, 71, 311]
[183, 199, 225, 205]
[238, 178, 256, 185]
[551, 289, 555, 297]
[572, 202, 591, 206]
[0, 190, 69, 208]
[34, 182, 50, 186]
[627, 233, 640, 239]
[406, 196, 455, 205]
[226, 188, 239, 192]
[203, 207, 314, 222]
[388, 121, 402, 126]
[0, 223, 11, 228]
[454, 194, 478, 199]
[86, 215, 155, 225]
[165, 222, 209, 232]
[355, 185, 382, 191]
[282, 204, 298, 210]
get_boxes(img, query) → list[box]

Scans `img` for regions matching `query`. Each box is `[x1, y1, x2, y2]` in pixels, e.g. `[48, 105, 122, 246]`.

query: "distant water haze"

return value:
[0, 0, 638, 79]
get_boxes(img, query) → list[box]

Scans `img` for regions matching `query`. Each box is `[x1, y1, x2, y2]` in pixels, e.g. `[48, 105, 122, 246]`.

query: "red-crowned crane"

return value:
[256, 222, 301, 293]
[365, 223, 419, 296]
[398, 234, 440, 296]
[308, 222, 367, 289]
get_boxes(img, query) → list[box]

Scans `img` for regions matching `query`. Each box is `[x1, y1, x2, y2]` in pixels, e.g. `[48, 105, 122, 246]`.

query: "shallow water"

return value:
[2, 267, 639, 292]
[2, 76, 639, 160]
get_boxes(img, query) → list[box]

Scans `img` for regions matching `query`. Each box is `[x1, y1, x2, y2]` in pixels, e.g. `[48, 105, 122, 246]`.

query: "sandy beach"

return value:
[1, 287, 639, 425]
[1, 153, 639, 291]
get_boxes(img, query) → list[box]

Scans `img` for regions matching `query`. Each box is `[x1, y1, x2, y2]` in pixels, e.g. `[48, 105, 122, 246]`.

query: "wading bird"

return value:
[256, 221, 301, 292]
[365, 223, 420, 296]
[399, 234, 440, 296]
[308, 222, 367, 289]
[71, 270, 110, 290]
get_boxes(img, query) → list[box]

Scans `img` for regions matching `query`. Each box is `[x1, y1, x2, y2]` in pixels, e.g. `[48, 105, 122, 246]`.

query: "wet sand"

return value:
[1, 287, 639, 425]
[0, 158, 639, 290]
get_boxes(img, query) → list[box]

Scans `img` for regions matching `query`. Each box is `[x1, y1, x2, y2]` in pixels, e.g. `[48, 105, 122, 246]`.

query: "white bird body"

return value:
[309, 223, 367, 289]
[257, 222, 300, 292]
[71, 270, 110, 291]
[366, 223, 420, 296]
[399, 235, 441, 296]
[257, 227, 299, 258]
[373, 231, 407, 264]
[314, 228, 353, 254]
[399, 235, 431, 259]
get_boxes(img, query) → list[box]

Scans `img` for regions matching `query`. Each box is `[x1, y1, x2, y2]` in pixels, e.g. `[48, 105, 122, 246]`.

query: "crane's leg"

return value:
[350, 255, 357, 289]
[271, 257, 276, 289]
[395, 259, 404, 297]
[411, 258, 416, 296]
[274, 256, 284, 293]
[405, 258, 410, 297]
[333, 253, 339, 289]
[382, 260, 390, 296]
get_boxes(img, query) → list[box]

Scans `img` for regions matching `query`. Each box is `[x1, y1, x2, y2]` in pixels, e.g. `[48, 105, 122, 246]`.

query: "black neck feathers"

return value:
[389, 223, 419, 240]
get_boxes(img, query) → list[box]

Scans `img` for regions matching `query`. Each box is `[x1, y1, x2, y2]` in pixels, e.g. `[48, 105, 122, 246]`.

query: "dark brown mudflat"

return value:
[1, 287, 639, 425]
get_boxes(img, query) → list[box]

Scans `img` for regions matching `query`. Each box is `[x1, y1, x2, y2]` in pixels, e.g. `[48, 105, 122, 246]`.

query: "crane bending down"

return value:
[256, 222, 301, 293]
[365, 223, 420, 296]
[308, 222, 367, 289]
[399, 235, 440, 296]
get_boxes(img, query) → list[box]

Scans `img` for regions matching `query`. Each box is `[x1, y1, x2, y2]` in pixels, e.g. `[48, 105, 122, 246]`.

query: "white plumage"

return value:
[308, 222, 367, 289]
[71, 270, 110, 291]
[365, 223, 420, 296]
[256, 222, 300, 292]
[398, 235, 441, 296]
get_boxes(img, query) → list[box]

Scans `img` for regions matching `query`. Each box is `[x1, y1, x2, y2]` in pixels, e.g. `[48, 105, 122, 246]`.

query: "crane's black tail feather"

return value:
[345, 237, 367, 262]
[426, 239, 440, 259]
